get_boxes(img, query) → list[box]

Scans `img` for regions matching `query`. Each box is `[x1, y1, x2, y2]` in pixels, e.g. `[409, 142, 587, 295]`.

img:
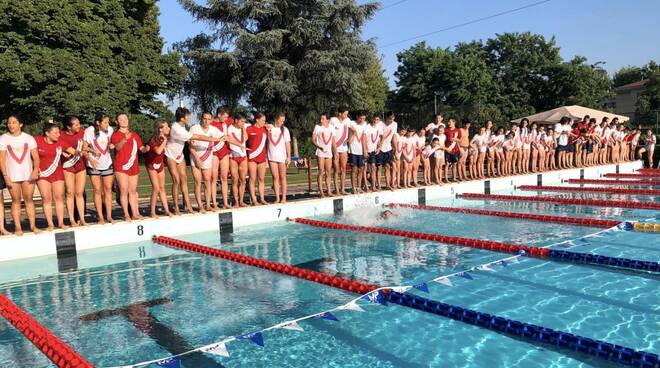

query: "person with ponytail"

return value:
[189, 111, 222, 213]
[267, 112, 291, 204]
[60, 115, 89, 226]
[36, 123, 77, 230]
[84, 112, 115, 224]
[144, 119, 172, 218]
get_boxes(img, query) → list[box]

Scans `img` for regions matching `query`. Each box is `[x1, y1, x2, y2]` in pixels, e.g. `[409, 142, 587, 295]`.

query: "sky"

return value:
[159, 0, 660, 89]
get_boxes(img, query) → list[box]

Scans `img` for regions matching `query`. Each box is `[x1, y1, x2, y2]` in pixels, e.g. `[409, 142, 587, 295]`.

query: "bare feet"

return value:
[239, 202, 248, 208]
[31, 227, 42, 234]
[223, 202, 233, 209]
[124, 217, 132, 223]
[151, 213, 159, 219]
[260, 200, 268, 205]
[15, 229, 24, 236]
[108, 218, 116, 224]
[46, 225, 55, 232]
[132, 215, 144, 221]
[0, 228, 11, 236]
[59, 224, 69, 231]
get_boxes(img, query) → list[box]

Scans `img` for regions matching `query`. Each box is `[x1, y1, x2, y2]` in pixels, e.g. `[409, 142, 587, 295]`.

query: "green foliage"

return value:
[612, 66, 646, 87]
[0, 0, 185, 134]
[356, 55, 389, 115]
[175, 0, 381, 135]
[636, 61, 660, 125]
[390, 32, 614, 125]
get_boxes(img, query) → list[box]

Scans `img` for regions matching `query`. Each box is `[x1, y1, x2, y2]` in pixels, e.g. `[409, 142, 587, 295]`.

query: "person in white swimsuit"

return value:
[0, 116, 40, 235]
[189, 112, 222, 213]
[267, 112, 292, 204]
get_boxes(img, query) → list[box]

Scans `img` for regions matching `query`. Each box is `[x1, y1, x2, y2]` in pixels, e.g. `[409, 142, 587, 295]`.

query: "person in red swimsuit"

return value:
[211, 106, 232, 209]
[111, 113, 149, 222]
[144, 119, 172, 218]
[247, 112, 269, 205]
[60, 115, 89, 226]
[36, 123, 77, 231]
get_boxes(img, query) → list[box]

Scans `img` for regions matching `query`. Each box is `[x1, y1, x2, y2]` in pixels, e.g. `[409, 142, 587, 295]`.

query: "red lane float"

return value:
[517, 185, 660, 196]
[0, 292, 94, 368]
[458, 193, 660, 210]
[152, 236, 379, 295]
[292, 217, 551, 258]
[638, 168, 660, 174]
[567, 178, 660, 186]
[604, 173, 660, 179]
[387, 203, 620, 228]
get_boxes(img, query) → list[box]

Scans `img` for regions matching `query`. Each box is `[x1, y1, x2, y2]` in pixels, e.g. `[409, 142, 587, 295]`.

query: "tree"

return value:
[356, 55, 389, 115]
[636, 61, 660, 125]
[613, 66, 646, 87]
[0, 0, 185, 134]
[390, 32, 613, 125]
[176, 0, 380, 133]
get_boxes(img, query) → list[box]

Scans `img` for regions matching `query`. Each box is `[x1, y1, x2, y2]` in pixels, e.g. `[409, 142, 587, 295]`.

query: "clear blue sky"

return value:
[159, 0, 660, 89]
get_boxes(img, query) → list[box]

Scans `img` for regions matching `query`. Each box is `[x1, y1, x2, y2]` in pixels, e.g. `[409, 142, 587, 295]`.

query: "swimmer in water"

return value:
[380, 209, 397, 220]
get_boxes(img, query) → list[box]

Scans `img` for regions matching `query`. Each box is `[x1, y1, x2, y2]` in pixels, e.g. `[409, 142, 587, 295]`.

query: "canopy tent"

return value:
[511, 105, 629, 125]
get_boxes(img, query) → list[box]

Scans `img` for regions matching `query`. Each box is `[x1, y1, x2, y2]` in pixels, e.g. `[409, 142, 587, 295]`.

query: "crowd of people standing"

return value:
[312, 110, 655, 196]
[0, 107, 291, 235]
[0, 107, 654, 236]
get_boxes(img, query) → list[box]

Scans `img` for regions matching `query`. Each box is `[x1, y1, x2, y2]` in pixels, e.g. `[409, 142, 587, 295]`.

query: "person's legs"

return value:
[230, 159, 240, 206]
[202, 168, 213, 211]
[339, 153, 348, 194]
[37, 180, 55, 230]
[52, 180, 67, 229]
[211, 156, 220, 209]
[237, 160, 248, 207]
[90, 175, 105, 223]
[128, 174, 141, 220]
[101, 175, 115, 223]
[22, 181, 39, 233]
[219, 156, 231, 208]
[177, 162, 193, 212]
[157, 170, 171, 216]
[0, 191, 9, 235]
[257, 162, 267, 204]
[270, 161, 281, 203]
[248, 161, 258, 205]
[167, 158, 181, 214]
[191, 164, 204, 211]
[147, 169, 161, 217]
[9, 183, 24, 235]
[115, 172, 131, 221]
[317, 157, 326, 197]
[323, 158, 333, 196]
[385, 162, 393, 189]
[278, 162, 287, 203]
[64, 171, 77, 226]
[74, 171, 87, 225]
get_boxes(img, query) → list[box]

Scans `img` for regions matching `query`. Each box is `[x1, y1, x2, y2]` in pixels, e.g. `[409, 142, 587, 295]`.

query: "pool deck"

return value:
[0, 161, 642, 264]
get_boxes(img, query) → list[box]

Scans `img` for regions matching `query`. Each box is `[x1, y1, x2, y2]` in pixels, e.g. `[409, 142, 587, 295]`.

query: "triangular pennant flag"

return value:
[316, 312, 339, 321]
[499, 260, 508, 267]
[236, 332, 264, 347]
[280, 321, 305, 332]
[155, 357, 180, 368]
[362, 290, 388, 306]
[516, 249, 526, 255]
[412, 282, 429, 293]
[341, 302, 365, 312]
[202, 342, 230, 357]
[390, 286, 410, 293]
[435, 277, 453, 287]
[478, 265, 495, 272]
[458, 272, 473, 280]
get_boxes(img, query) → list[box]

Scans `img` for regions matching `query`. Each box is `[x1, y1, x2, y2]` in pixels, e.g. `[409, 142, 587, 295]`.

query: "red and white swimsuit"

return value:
[111, 131, 143, 175]
[246, 125, 268, 164]
[59, 130, 85, 173]
[144, 136, 165, 173]
[36, 136, 68, 182]
[0, 132, 38, 182]
[190, 124, 221, 170]
[313, 124, 334, 159]
[228, 124, 247, 164]
[211, 119, 230, 159]
[84, 126, 113, 171]
[267, 126, 291, 163]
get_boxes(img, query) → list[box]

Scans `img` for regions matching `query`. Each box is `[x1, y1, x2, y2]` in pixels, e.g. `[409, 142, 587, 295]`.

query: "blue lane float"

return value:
[548, 250, 660, 272]
[387, 291, 659, 368]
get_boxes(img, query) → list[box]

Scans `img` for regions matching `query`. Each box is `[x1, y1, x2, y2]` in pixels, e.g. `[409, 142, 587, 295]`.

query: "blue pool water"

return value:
[0, 187, 658, 368]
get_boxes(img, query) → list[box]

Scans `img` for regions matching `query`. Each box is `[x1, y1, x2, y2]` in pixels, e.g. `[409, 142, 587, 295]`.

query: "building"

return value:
[605, 79, 648, 120]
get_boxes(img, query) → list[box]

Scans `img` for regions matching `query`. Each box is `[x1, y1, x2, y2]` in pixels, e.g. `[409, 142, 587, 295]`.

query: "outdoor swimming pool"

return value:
[0, 184, 658, 367]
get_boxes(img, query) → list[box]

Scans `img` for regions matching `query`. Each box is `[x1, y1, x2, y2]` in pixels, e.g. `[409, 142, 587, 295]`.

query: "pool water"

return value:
[0, 187, 658, 368]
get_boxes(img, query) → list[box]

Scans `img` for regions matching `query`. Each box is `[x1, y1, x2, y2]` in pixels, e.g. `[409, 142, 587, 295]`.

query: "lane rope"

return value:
[457, 193, 660, 210]
[517, 185, 660, 196]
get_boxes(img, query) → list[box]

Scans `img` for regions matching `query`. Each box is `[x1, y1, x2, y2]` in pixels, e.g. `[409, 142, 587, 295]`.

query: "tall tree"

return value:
[636, 61, 660, 125]
[356, 55, 389, 115]
[0, 0, 184, 133]
[176, 0, 380, 132]
[612, 66, 646, 88]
